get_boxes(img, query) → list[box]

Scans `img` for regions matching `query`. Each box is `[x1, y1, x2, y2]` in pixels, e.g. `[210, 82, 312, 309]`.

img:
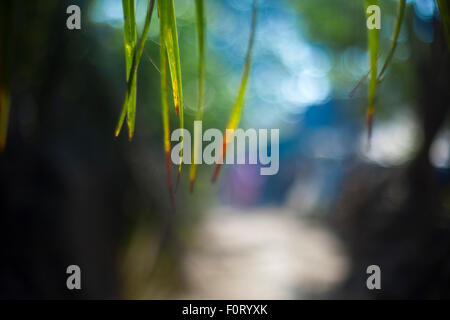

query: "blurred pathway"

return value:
[176, 206, 348, 299]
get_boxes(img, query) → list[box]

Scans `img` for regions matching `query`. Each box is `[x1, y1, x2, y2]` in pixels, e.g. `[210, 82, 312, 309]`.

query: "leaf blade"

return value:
[160, 0, 184, 187]
[116, 0, 155, 140]
[115, 0, 137, 139]
[160, 42, 175, 211]
[189, 0, 206, 193]
[212, 1, 258, 183]
[365, 0, 380, 143]
[378, 0, 406, 80]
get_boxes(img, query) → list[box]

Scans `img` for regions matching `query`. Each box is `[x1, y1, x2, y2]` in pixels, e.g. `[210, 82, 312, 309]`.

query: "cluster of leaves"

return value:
[356, 0, 449, 143]
[2, 0, 447, 208]
[117, 0, 257, 209]
[349, 0, 406, 143]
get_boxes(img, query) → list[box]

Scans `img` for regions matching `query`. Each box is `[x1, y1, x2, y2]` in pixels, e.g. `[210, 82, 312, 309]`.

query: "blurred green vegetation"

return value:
[1, 0, 450, 299]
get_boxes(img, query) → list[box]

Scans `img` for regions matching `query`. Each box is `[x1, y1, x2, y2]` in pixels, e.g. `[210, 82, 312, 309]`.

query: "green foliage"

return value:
[116, 0, 155, 140]
[365, 0, 380, 141]
[212, 1, 258, 183]
[160, 14, 175, 210]
[159, 0, 185, 188]
[115, 0, 137, 140]
[350, 1, 406, 115]
[288, 0, 365, 49]
[189, 0, 205, 193]
[379, 0, 406, 80]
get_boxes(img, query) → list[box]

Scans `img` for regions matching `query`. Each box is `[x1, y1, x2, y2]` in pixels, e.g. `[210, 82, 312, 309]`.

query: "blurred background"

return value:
[1, 0, 450, 299]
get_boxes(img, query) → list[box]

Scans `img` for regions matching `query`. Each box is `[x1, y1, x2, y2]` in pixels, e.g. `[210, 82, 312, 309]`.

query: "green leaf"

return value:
[365, 0, 380, 143]
[350, 0, 406, 122]
[160, 37, 175, 211]
[189, 0, 206, 193]
[0, 1, 13, 153]
[115, 0, 137, 139]
[159, 0, 184, 187]
[437, 0, 450, 51]
[212, 1, 257, 183]
[116, 0, 155, 140]
[378, 0, 406, 80]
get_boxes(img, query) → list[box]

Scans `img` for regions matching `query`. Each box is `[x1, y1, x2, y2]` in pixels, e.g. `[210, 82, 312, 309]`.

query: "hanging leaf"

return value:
[189, 0, 205, 193]
[365, 0, 380, 144]
[159, 0, 184, 188]
[160, 39, 175, 211]
[378, 0, 406, 80]
[115, 0, 137, 139]
[116, 0, 155, 140]
[212, 1, 257, 183]
[350, 0, 406, 142]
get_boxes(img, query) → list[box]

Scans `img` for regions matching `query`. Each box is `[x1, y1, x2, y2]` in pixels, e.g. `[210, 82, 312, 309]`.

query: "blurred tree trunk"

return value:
[331, 17, 450, 299]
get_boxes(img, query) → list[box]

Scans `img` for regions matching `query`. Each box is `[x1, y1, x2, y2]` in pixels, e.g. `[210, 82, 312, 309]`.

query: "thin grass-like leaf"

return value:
[378, 0, 406, 80]
[159, 0, 184, 188]
[350, 0, 405, 104]
[189, 0, 205, 193]
[0, 1, 13, 153]
[212, 1, 257, 183]
[116, 0, 155, 140]
[160, 39, 175, 211]
[365, 0, 380, 144]
[115, 0, 137, 139]
[349, 70, 370, 98]
[437, 0, 450, 51]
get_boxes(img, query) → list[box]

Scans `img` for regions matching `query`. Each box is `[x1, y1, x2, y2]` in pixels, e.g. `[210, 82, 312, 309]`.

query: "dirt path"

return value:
[176, 206, 348, 299]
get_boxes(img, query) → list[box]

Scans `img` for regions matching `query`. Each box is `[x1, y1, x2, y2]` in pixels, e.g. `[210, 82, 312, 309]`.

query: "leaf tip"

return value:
[128, 130, 134, 142]
[175, 166, 181, 192]
[366, 109, 374, 150]
[211, 164, 222, 184]
[114, 128, 121, 138]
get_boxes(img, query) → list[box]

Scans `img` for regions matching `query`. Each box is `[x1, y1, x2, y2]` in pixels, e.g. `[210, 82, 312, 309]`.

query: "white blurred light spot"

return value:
[281, 73, 330, 107]
[362, 113, 420, 166]
[430, 130, 450, 168]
